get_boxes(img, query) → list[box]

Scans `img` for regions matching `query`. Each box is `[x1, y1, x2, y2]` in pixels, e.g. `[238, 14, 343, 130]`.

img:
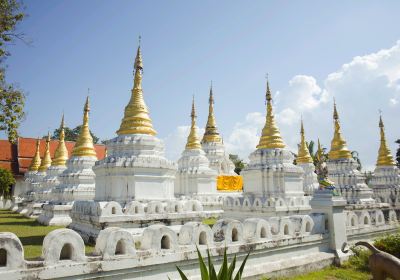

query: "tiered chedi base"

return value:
[201, 141, 235, 175]
[37, 156, 96, 226]
[94, 134, 177, 202]
[241, 148, 305, 199]
[369, 165, 400, 206]
[38, 165, 67, 202]
[297, 162, 319, 196]
[326, 158, 375, 205]
[175, 148, 217, 196]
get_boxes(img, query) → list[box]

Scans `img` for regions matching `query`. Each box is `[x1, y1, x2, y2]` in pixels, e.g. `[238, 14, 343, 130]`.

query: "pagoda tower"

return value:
[296, 120, 318, 195]
[41, 114, 69, 201]
[176, 97, 217, 195]
[93, 42, 176, 202]
[39, 97, 98, 226]
[369, 115, 400, 205]
[241, 79, 305, 201]
[20, 139, 41, 200]
[56, 96, 97, 202]
[201, 84, 235, 175]
[30, 133, 52, 200]
[326, 101, 374, 204]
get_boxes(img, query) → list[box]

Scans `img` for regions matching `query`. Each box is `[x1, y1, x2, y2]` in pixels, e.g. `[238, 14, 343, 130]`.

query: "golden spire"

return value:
[38, 132, 52, 172]
[376, 115, 395, 166]
[202, 82, 222, 144]
[297, 119, 313, 164]
[257, 77, 286, 149]
[72, 96, 97, 158]
[328, 100, 352, 160]
[185, 97, 202, 150]
[117, 39, 157, 136]
[28, 138, 41, 171]
[52, 114, 69, 166]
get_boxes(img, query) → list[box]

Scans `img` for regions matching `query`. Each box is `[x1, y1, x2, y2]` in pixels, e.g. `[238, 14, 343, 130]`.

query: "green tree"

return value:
[0, 167, 15, 198]
[0, 0, 26, 143]
[229, 154, 245, 175]
[395, 139, 400, 168]
[51, 125, 99, 144]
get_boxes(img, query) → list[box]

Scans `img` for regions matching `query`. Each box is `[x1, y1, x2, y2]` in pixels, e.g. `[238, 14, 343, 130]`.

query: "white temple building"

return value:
[38, 97, 98, 226]
[369, 115, 400, 206]
[296, 120, 319, 196]
[240, 80, 306, 203]
[201, 84, 235, 175]
[326, 102, 374, 205]
[175, 98, 217, 196]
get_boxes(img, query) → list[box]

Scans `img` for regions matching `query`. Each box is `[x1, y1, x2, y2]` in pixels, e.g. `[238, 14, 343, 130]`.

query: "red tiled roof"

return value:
[0, 137, 106, 176]
[0, 140, 19, 175]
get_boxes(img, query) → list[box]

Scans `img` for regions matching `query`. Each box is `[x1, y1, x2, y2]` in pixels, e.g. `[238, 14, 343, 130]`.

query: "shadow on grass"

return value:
[0, 221, 40, 226]
[0, 215, 29, 219]
[19, 235, 45, 246]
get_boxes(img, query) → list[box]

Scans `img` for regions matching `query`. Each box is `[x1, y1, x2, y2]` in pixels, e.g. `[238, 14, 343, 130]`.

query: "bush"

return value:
[374, 232, 400, 258]
[342, 246, 371, 272]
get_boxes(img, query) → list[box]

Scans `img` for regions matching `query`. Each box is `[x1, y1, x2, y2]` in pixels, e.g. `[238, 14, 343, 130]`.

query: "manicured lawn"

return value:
[0, 209, 94, 260]
[277, 266, 371, 280]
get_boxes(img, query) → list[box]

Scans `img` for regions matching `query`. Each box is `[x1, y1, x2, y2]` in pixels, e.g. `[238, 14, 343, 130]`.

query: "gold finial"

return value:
[202, 81, 222, 143]
[72, 96, 97, 158]
[117, 41, 156, 136]
[328, 100, 352, 160]
[297, 118, 313, 164]
[257, 77, 286, 149]
[52, 113, 69, 166]
[28, 138, 41, 171]
[185, 96, 202, 150]
[376, 114, 395, 166]
[38, 132, 52, 172]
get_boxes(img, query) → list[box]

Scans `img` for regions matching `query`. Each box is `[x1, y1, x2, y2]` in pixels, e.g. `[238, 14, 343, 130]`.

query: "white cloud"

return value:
[224, 112, 265, 160]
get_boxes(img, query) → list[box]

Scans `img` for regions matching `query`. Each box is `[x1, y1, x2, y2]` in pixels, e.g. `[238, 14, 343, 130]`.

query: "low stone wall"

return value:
[0, 216, 329, 280]
[69, 199, 223, 242]
[345, 208, 400, 243]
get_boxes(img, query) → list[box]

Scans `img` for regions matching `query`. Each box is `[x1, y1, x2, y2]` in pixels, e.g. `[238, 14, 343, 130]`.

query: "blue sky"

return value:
[3, 1, 400, 169]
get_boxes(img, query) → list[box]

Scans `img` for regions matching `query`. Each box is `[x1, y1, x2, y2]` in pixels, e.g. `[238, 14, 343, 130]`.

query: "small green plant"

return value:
[374, 232, 400, 258]
[175, 247, 249, 280]
[342, 246, 371, 272]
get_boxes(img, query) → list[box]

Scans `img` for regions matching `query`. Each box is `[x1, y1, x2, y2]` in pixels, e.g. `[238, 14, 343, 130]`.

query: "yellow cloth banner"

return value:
[216, 175, 243, 191]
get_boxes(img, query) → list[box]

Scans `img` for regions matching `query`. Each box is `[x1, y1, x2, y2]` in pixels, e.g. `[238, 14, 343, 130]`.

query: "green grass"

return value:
[0, 209, 94, 259]
[275, 266, 371, 280]
[202, 217, 218, 226]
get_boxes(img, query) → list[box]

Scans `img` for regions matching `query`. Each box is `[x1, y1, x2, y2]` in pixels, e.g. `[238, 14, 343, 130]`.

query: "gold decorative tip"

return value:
[328, 101, 352, 160]
[376, 115, 395, 166]
[257, 78, 286, 149]
[117, 42, 156, 136]
[52, 113, 69, 166]
[38, 132, 52, 172]
[72, 96, 97, 158]
[185, 97, 202, 150]
[297, 119, 313, 164]
[28, 138, 41, 171]
[202, 82, 222, 144]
